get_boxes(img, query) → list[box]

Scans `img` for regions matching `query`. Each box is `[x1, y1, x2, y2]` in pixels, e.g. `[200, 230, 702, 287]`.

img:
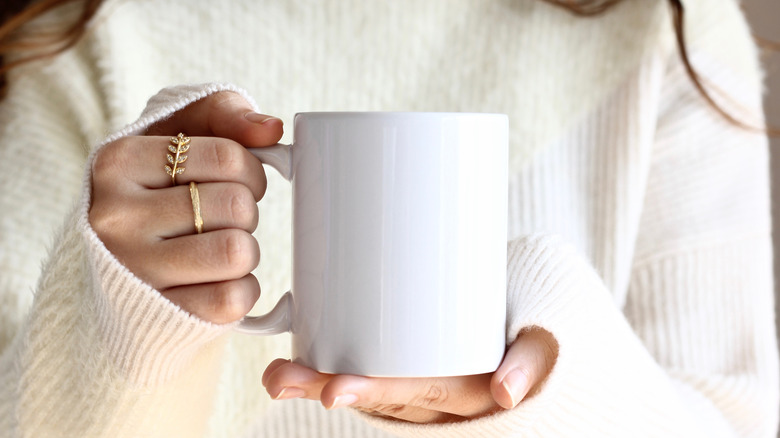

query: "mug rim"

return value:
[294, 111, 508, 119]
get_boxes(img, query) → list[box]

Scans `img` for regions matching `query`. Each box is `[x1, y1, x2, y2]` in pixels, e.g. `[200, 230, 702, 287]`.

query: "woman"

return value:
[0, 0, 776, 436]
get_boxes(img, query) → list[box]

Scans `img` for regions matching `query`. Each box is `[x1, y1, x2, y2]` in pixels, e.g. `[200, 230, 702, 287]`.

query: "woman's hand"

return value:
[262, 328, 558, 423]
[89, 91, 283, 324]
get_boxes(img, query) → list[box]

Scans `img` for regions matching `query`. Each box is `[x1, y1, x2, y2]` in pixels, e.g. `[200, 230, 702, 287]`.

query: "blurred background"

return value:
[741, 0, 780, 433]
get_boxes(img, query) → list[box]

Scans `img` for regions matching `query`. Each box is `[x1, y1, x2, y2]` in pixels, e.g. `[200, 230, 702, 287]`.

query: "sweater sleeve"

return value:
[359, 3, 778, 438]
[0, 79, 259, 437]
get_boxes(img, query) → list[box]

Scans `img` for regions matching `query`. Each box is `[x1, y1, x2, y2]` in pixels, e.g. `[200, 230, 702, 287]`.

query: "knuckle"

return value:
[88, 207, 154, 285]
[92, 139, 129, 180]
[205, 92, 246, 129]
[220, 230, 259, 274]
[411, 382, 449, 409]
[210, 141, 244, 176]
[210, 281, 250, 323]
[88, 203, 124, 240]
[226, 185, 258, 230]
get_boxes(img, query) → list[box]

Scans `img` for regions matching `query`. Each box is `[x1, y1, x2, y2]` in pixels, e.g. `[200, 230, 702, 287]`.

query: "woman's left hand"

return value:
[261, 328, 558, 423]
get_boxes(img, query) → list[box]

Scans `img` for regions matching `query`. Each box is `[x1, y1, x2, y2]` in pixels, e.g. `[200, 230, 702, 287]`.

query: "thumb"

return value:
[490, 327, 558, 409]
[145, 90, 284, 147]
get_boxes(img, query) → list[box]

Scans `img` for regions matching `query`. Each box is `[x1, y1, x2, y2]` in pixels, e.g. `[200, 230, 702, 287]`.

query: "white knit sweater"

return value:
[0, 0, 776, 436]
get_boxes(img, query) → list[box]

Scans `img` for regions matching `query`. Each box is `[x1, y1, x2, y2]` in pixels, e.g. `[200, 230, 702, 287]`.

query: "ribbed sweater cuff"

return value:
[504, 233, 582, 341]
[79, 215, 234, 385]
[76, 82, 258, 385]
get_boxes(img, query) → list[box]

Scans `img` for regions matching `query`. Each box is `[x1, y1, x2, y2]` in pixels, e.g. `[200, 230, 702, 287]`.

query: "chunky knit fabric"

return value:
[0, 0, 776, 437]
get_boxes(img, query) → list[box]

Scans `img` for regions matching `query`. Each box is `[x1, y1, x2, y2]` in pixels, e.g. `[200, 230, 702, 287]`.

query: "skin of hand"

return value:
[262, 327, 558, 423]
[89, 91, 283, 324]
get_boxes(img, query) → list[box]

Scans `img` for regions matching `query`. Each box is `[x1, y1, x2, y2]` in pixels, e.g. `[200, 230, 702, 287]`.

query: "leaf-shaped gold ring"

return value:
[166, 133, 191, 185]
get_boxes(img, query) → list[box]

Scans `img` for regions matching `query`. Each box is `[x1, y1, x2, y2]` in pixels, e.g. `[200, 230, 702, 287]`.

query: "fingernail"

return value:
[327, 393, 358, 410]
[274, 387, 306, 400]
[245, 112, 281, 124]
[501, 369, 529, 408]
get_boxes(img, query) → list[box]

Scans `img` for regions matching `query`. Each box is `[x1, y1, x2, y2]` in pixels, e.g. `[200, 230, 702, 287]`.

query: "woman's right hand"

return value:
[88, 91, 283, 324]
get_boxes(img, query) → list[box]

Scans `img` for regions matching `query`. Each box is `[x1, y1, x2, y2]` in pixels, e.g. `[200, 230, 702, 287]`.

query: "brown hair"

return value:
[0, 0, 772, 133]
[0, 0, 102, 94]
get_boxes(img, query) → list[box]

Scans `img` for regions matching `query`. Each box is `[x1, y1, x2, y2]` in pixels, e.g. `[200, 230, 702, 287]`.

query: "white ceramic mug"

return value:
[241, 112, 508, 377]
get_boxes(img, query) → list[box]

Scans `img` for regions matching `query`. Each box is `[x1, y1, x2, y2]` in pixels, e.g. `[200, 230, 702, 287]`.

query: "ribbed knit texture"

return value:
[0, 0, 776, 437]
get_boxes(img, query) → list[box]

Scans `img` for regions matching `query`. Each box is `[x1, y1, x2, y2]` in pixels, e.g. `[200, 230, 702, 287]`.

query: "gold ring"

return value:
[165, 133, 190, 185]
[189, 181, 204, 234]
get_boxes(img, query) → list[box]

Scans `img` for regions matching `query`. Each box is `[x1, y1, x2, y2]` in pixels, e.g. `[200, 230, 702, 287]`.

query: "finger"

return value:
[145, 91, 284, 147]
[94, 136, 267, 199]
[491, 328, 559, 409]
[262, 360, 332, 401]
[353, 404, 459, 425]
[161, 274, 261, 324]
[260, 361, 485, 423]
[261, 358, 291, 387]
[141, 183, 258, 238]
[135, 229, 260, 290]
[319, 373, 498, 418]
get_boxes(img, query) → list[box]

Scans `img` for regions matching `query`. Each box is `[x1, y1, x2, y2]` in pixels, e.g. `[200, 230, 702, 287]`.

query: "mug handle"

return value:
[234, 144, 293, 335]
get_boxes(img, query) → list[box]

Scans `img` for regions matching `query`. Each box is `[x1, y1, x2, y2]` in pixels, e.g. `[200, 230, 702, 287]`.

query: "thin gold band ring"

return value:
[189, 181, 204, 234]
